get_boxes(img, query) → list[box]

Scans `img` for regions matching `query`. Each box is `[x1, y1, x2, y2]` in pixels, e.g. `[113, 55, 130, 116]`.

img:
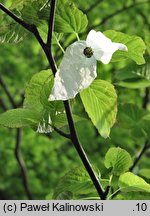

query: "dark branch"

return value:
[91, 0, 150, 29]
[83, 0, 104, 14]
[63, 101, 106, 199]
[51, 124, 71, 139]
[15, 129, 32, 200]
[1, 1, 107, 200]
[47, 0, 57, 47]
[0, 75, 17, 108]
[0, 3, 34, 31]
[45, 1, 106, 200]
[129, 140, 150, 172]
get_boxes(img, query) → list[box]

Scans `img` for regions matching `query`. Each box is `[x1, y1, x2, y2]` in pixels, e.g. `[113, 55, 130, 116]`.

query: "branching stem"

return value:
[0, 1, 107, 200]
[84, 0, 104, 14]
[90, 0, 150, 29]
[50, 124, 71, 139]
[15, 129, 32, 200]
[129, 140, 150, 172]
[0, 72, 32, 199]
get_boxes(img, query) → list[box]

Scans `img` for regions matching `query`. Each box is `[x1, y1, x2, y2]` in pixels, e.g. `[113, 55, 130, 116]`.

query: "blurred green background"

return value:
[0, 0, 150, 199]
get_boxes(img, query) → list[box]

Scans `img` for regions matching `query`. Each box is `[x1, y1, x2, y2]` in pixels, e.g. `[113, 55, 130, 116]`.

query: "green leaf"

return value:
[10, 0, 24, 9]
[117, 78, 150, 89]
[104, 147, 133, 176]
[54, 113, 86, 128]
[0, 1, 48, 44]
[24, 70, 65, 127]
[24, 70, 85, 130]
[139, 169, 150, 180]
[24, 70, 63, 113]
[10, 0, 47, 10]
[53, 191, 73, 200]
[0, 108, 40, 128]
[53, 167, 98, 200]
[24, 70, 53, 110]
[21, 3, 40, 26]
[80, 79, 117, 138]
[55, 0, 88, 33]
[118, 172, 150, 193]
[115, 58, 150, 81]
[118, 103, 149, 139]
[118, 103, 145, 129]
[115, 192, 150, 200]
[0, 20, 28, 43]
[104, 30, 146, 65]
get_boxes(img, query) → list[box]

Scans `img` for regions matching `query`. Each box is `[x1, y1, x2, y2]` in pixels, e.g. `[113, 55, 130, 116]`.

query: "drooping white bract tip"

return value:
[86, 29, 128, 64]
[36, 115, 53, 133]
[113, 42, 128, 52]
[49, 41, 97, 101]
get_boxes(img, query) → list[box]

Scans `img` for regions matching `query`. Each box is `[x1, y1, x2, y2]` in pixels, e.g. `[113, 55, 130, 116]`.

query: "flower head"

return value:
[49, 30, 128, 101]
[86, 30, 128, 64]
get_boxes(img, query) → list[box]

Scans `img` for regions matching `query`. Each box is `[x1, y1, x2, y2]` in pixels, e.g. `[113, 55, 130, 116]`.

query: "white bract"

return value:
[49, 30, 128, 101]
[36, 115, 53, 133]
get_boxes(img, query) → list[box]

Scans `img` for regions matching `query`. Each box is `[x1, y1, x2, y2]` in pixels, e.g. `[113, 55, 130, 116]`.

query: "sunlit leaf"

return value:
[119, 172, 150, 193]
[53, 167, 98, 200]
[0, 108, 40, 128]
[55, 0, 88, 33]
[115, 59, 150, 81]
[104, 30, 146, 65]
[104, 147, 132, 176]
[80, 79, 117, 138]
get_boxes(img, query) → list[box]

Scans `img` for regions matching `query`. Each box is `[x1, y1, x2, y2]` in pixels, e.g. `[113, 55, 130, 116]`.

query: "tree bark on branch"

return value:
[0, 72, 32, 199]
[0, 1, 107, 199]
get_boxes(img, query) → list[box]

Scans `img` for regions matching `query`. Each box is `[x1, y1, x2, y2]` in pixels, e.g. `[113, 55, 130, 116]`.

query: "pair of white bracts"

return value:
[49, 30, 128, 101]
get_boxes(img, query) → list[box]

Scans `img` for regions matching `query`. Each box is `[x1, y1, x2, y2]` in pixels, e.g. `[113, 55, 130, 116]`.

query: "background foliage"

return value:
[0, 0, 150, 200]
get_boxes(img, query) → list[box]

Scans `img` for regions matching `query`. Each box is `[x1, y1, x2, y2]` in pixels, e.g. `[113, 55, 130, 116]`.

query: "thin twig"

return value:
[91, 0, 150, 29]
[129, 140, 150, 172]
[0, 73, 32, 199]
[0, 1, 107, 199]
[51, 124, 71, 139]
[130, 85, 150, 171]
[109, 188, 122, 200]
[15, 129, 32, 199]
[83, 0, 104, 14]
[0, 75, 17, 108]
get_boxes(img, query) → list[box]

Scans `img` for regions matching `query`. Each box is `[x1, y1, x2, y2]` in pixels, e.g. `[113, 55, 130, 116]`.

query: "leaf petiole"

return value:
[54, 33, 65, 53]
[75, 32, 80, 41]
